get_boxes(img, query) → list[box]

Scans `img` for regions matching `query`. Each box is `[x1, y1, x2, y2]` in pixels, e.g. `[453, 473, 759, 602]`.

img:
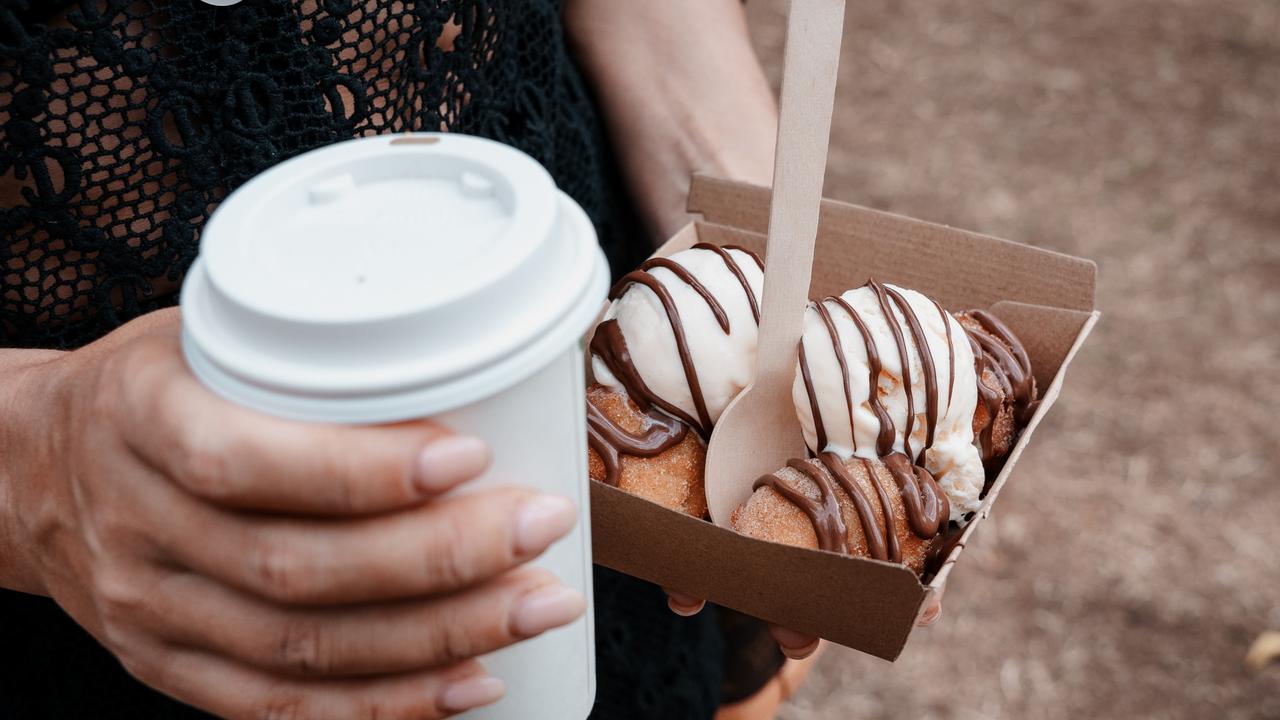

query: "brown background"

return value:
[742, 1, 1280, 718]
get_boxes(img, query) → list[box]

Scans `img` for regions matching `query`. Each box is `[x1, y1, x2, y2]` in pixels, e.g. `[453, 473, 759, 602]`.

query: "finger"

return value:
[663, 589, 706, 617]
[769, 625, 820, 660]
[917, 591, 944, 627]
[126, 643, 504, 720]
[163, 486, 579, 604]
[151, 568, 584, 677]
[120, 332, 489, 515]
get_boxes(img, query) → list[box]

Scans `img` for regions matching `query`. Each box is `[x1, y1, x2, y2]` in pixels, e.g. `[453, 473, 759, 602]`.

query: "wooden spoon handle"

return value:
[756, 0, 846, 384]
[702, 0, 847, 526]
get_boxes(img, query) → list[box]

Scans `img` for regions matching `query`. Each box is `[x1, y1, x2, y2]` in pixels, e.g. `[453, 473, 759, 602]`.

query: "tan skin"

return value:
[0, 2, 939, 717]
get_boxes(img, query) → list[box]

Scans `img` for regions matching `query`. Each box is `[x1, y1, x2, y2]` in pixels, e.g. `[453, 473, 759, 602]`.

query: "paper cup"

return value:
[181, 133, 609, 719]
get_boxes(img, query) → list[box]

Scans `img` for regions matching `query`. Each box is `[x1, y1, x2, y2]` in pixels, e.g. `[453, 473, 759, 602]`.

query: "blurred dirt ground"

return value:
[743, 1, 1280, 718]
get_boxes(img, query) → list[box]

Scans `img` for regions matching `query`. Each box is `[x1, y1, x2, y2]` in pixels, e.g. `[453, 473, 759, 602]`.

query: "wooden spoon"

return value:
[705, 0, 846, 525]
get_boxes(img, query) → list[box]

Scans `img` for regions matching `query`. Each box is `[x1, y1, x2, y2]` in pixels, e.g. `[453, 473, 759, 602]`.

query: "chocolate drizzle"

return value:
[590, 319, 701, 431]
[886, 286, 940, 455]
[968, 332, 1005, 463]
[640, 258, 730, 332]
[692, 243, 764, 323]
[934, 299, 956, 413]
[753, 452, 950, 556]
[830, 295, 897, 456]
[821, 454, 898, 562]
[586, 399, 688, 486]
[753, 459, 849, 553]
[592, 244, 764, 441]
[867, 280, 919, 461]
[802, 280, 958, 463]
[882, 452, 948, 538]
[962, 309, 1038, 462]
[798, 342, 827, 452]
[970, 310, 1036, 420]
[814, 302, 856, 453]
[609, 270, 714, 433]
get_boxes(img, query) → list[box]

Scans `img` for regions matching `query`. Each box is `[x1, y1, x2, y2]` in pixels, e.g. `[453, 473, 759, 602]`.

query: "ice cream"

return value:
[591, 244, 765, 437]
[792, 280, 985, 522]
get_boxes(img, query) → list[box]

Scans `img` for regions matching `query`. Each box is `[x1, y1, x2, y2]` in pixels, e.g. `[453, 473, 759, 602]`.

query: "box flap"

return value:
[591, 481, 925, 661]
[687, 175, 1097, 313]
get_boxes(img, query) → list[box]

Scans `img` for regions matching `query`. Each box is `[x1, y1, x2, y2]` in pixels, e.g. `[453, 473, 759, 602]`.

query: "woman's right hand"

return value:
[1, 309, 585, 720]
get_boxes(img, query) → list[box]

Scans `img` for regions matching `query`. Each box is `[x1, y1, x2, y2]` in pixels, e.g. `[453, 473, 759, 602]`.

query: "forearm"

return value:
[566, 0, 779, 242]
[0, 349, 66, 595]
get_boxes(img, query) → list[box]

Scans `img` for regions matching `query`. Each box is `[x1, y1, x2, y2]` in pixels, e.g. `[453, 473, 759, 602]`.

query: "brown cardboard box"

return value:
[589, 175, 1099, 661]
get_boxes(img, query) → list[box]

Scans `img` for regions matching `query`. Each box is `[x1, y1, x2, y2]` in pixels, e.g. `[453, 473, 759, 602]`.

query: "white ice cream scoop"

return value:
[590, 244, 765, 436]
[792, 282, 985, 522]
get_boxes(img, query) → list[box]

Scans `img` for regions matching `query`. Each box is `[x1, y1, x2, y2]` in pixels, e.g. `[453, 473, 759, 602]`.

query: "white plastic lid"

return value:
[181, 133, 610, 423]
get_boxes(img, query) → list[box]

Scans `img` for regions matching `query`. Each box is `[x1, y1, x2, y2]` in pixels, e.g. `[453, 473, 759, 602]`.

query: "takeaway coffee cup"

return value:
[180, 133, 609, 719]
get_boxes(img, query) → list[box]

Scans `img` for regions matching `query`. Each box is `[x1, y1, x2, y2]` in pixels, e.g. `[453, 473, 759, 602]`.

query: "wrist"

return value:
[0, 350, 72, 596]
[566, 0, 779, 242]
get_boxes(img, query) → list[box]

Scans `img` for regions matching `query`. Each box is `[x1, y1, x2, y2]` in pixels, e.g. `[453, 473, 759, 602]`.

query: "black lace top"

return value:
[0, 0, 651, 349]
[0, 1, 735, 718]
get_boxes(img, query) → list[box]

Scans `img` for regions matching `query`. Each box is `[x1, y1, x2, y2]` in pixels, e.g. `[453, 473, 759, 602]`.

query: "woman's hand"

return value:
[0, 309, 585, 720]
[663, 584, 946, 660]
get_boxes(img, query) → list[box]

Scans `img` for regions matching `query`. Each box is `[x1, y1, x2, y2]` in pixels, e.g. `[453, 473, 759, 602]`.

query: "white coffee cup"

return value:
[180, 133, 609, 719]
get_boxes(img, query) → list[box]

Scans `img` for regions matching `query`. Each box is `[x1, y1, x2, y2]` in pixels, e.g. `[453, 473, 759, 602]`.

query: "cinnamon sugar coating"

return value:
[730, 456, 936, 574]
[587, 384, 708, 517]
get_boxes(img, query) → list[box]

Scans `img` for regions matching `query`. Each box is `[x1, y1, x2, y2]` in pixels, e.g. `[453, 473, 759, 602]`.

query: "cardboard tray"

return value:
[589, 175, 1099, 661]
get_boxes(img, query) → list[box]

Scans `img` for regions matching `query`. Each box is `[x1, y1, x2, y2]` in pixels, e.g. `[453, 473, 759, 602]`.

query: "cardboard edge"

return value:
[687, 174, 1098, 313]
[589, 480, 926, 661]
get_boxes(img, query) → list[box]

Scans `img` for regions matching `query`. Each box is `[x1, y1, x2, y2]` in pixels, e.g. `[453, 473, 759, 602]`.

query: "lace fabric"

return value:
[0, 0, 648, 350]
[0, 1, 711, 718]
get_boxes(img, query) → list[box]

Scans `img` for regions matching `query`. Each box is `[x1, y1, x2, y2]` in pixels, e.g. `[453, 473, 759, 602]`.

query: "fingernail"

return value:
[415, 436, 489, 493]
[440, 675, 505, 713]
[781, 639, 820, 660]
[511, 585, 586, 637]
[514, 495, 577, 556]
[771, 626, 819, 658]
[667, 597, 705, 617]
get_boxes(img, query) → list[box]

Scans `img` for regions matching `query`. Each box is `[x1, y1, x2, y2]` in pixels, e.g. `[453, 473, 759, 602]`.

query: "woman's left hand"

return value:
[663, 582, 946, 660]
